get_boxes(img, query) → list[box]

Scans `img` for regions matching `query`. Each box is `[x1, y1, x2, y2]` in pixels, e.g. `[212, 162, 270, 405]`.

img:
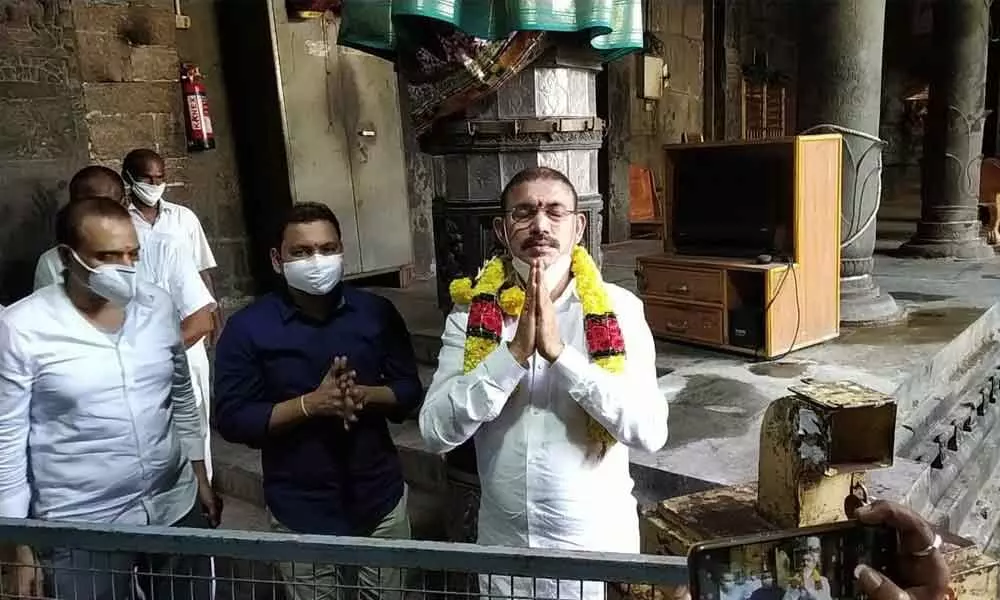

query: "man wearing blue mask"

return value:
[0, 196, 217, 600]
[213, 202, 422, 600]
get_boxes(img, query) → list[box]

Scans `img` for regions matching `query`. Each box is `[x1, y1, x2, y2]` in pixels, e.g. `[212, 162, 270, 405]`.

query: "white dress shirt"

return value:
[128, 199, 217, 272]
[31, 234, 217, 477]
[420, 279, 669, 600]
[0, 282, 204, 525]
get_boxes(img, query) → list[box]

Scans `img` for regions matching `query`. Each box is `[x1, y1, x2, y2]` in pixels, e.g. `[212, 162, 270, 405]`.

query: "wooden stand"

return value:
[637, 135, 842, 358]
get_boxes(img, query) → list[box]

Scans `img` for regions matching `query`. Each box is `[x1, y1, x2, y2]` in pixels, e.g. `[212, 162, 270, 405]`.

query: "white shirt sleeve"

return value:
[419, 309, 528, 454]
[182, 209, 217, 272]
[33, 249, 63, 291]
[549, 293, 669, 453]
[165, 244, 216, 319]
[0, 317, 34, 518]
[168, 321, 205, 462]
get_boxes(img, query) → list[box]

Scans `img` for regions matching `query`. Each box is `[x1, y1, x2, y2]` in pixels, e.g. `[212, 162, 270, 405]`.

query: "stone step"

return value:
[901, 361, 1000, 535]
[957, 443, 1000, 551]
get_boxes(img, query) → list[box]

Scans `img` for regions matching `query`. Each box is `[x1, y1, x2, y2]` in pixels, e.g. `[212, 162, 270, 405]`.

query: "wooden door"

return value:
[268, 1, 363, 273]
[336, 45, 414, 275]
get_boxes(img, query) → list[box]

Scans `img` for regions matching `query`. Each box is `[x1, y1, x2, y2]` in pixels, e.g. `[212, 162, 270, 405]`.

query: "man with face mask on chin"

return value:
[0, 196, 217, 600]
[213, 202, 422, 600]
[420, 167, 669, 600]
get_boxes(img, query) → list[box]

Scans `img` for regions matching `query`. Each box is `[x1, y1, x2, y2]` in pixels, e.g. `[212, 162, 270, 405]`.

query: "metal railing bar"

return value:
[0, 519, 689, 585]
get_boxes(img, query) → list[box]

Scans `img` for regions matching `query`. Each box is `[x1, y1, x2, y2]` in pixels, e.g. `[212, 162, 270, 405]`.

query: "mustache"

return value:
[520, 235, 559, 250]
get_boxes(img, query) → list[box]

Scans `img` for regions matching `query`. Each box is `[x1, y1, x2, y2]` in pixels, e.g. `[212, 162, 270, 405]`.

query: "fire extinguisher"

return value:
[180, 63, 215, 152]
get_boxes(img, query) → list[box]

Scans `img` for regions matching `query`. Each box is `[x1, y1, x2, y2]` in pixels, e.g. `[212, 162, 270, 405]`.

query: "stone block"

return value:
[162, 156, 191, 185]
[153, 112, 187, 158]
[129, 46, 178, 82]
[73, 4, 175, 47]
[0, 56, 74, 100]
[683, 0, 704, 40]
[87, 113, 156, 160]
[76, 32, 131, 82]
[83, 82, 179, 114]
[0, 97, 83, 161]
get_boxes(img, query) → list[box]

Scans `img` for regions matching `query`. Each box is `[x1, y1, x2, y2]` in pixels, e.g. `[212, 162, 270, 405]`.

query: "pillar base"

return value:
[840, 274, 905, 327]
[896, 225, 995, 260]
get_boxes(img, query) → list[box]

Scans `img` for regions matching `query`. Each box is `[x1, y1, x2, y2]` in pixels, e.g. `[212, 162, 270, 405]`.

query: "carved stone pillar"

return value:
[796, 0, 903, 326]
[898, 0, 994, 259]
[426, 47, 606, 310]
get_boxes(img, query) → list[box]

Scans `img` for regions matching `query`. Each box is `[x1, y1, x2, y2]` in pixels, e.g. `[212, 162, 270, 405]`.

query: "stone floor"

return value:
[215, 239, 1000, 538]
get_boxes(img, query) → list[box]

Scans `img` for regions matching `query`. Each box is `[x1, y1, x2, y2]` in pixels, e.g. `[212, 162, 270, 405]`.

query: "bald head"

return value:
[68, 166, 125, 204]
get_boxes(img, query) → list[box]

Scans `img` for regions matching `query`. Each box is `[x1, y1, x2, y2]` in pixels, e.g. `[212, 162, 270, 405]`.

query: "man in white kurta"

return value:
[420, 167, 669, 600]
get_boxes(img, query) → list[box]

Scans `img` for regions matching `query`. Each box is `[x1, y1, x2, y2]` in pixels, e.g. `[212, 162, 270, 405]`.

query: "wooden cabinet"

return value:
[637, 135, 842, 358]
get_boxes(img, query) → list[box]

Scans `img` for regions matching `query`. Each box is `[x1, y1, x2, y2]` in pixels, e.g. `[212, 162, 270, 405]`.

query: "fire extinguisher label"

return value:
[186, 95, 214, 137]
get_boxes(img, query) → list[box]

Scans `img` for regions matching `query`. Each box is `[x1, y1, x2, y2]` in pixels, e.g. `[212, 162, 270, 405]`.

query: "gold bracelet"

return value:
[299, 394, 310, 417]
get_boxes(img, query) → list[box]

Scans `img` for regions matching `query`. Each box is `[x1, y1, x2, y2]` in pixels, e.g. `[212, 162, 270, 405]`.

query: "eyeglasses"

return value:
[507, 204, 576, 223]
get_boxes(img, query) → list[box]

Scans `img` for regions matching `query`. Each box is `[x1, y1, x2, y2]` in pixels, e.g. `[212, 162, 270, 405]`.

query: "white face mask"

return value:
[502, 222, 575, 292]
[511, 252, 572, 291]
[283, 253, 344, 296]
[68, 249, 137, 307]
[125, 172, 166, 207]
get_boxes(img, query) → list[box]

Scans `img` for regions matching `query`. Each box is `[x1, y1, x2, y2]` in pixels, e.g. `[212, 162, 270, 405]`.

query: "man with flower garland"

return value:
[420, 166, 670, 600]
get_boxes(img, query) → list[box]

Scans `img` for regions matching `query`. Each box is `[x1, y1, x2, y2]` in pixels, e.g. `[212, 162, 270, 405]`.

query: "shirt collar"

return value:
[275, 285, 351, 323]
[127, 199, 175, 217]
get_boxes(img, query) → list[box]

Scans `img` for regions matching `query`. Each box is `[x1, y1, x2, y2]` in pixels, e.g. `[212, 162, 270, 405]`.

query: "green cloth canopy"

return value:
[339, 0, 645, 62]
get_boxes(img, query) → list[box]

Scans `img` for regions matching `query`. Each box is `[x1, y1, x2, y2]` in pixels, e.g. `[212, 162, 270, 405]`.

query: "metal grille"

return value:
[0, 518, 688, 600]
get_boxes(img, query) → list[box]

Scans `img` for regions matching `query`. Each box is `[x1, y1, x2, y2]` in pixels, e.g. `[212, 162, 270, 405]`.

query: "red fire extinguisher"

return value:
[180, 63, 215, 152]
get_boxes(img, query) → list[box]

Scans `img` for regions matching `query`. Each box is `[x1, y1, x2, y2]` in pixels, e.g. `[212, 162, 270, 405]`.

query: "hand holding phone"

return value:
[688, 500, 951, 600]
[851, 501, 951, 600]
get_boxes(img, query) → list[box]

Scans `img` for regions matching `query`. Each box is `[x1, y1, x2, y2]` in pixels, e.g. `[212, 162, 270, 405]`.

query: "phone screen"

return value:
[688, 522, 897, 600]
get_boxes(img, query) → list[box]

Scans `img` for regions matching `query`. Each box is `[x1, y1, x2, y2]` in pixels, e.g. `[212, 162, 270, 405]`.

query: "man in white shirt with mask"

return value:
[32, 166, 217, 471]
[420, 167, 670, 600]
[0, 196, 219, 600]
[123, 148, 219, 478]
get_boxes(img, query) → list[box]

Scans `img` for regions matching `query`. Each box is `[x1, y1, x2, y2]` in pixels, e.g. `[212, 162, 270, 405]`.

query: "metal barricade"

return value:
[0, 518, 688, 600]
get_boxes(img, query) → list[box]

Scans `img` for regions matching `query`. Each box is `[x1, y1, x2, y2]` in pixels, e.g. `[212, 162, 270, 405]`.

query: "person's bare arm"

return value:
[181, 305, 214, 349]
[199, 269, 224, 345]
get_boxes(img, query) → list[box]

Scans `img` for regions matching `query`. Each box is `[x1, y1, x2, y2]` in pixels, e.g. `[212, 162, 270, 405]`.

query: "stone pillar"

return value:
[898, 0, 994, 259]
[796, 0, 903, 326]
[426, 46, 606, 310]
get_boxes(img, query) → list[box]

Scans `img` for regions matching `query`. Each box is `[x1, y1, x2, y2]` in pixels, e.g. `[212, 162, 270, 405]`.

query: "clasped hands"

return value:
[302, 356, 367, 428]
[508, 258, 565, 365]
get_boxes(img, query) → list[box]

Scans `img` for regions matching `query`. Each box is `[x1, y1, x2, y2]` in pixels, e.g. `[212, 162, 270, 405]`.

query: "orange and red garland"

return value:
[450, 245, 626, 457]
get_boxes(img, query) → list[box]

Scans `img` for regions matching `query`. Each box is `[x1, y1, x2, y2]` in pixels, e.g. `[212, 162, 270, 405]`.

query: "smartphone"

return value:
[687, 520, 898, 600]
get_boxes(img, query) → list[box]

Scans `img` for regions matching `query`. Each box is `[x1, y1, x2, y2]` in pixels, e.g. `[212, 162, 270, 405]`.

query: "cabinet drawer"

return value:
[638, 264, 724, 304]
[644, 300, 725, 345]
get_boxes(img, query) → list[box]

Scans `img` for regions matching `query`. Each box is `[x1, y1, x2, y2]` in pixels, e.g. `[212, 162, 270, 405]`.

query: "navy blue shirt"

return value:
[212, 285, 422, 536]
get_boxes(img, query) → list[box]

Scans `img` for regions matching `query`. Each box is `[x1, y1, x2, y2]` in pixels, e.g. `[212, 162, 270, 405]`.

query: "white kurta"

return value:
[420, 280, 669, 600]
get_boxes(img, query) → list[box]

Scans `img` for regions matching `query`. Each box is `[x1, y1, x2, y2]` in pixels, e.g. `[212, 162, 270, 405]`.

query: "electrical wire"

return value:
[753, 256, 800, 362]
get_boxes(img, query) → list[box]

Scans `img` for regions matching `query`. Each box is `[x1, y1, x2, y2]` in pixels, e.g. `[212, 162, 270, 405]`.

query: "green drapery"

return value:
[338, 0, 644, 62]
